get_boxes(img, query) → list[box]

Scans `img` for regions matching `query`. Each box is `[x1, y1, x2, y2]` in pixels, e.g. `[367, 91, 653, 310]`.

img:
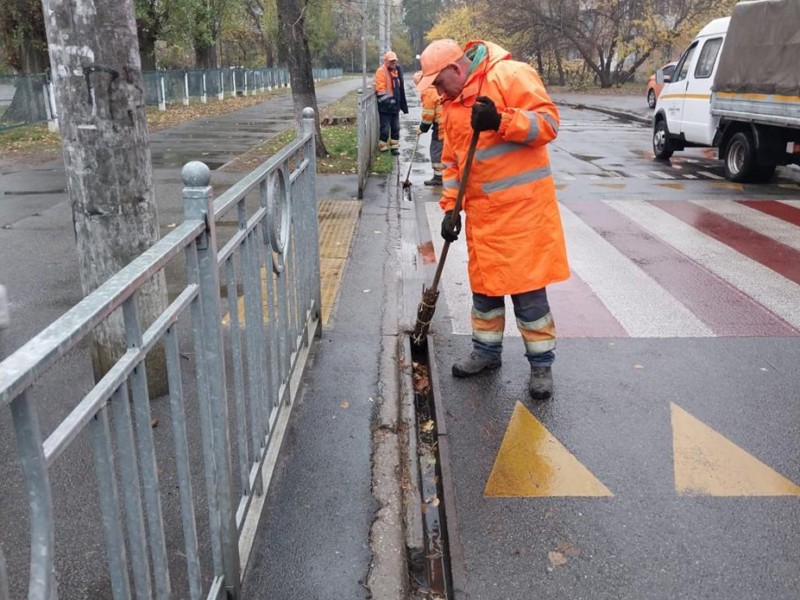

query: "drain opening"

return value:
[409, 338, 453, 599]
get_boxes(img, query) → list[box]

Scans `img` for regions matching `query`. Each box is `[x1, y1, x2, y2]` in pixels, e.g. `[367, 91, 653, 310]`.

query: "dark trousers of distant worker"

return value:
[378, 109, 400, 152]
[429, 123, 443, 177]
[470, 288, 556, 366]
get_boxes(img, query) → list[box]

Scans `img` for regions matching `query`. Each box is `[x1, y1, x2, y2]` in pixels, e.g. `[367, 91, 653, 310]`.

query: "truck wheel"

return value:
[724, 131, 774, 183]
[653, 119, 673, 160]
[647, 89, 656, 109]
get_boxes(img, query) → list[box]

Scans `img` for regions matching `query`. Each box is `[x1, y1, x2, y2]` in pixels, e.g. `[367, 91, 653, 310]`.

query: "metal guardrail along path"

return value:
[0, 109, 322, 599]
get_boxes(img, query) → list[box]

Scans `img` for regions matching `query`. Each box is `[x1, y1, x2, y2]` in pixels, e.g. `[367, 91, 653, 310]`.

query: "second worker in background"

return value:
[413, 71, 444, 186]
[375, 51, 408, 156]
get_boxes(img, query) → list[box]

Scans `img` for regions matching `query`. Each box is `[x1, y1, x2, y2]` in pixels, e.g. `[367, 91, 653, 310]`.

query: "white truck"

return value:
[652, 0, 800, 182]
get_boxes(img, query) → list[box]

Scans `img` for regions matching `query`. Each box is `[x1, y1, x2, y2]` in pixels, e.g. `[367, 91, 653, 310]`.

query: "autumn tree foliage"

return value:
[423, 0, 736, 88]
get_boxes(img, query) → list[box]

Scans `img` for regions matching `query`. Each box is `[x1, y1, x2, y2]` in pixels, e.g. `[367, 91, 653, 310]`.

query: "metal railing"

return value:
[0, 67, 343, 130]
[357, 86, 379, 199]
[0, 108, 321, 599]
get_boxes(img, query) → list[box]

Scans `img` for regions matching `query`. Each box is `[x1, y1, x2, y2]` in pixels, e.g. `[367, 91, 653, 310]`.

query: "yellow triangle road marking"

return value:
[671, 403, 800, 496]
[484, 402, 613, 497]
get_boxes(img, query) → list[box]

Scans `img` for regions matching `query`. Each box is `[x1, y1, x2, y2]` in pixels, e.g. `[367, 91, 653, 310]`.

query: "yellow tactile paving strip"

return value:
[221, 199, 361, 327]
[318, 200, 362, 324]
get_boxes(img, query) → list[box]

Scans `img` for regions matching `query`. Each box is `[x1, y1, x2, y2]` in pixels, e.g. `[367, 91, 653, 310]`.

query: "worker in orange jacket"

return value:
[416, 39, 570, 400]
[374, 51, 408, 155]
[413, 71, 444, 186]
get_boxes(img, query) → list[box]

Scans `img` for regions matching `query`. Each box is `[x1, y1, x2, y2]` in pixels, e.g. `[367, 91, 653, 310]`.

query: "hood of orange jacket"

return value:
[438, 40, 569, 296]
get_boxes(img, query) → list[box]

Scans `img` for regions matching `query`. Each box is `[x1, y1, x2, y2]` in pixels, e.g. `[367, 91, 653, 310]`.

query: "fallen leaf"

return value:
[548, 551, 568, 567]
[151, 418, 159, 428]
[556, 541, 581, 557]
[420, 419, 434, 433]
[634, 364, 644, 370]
[340, 400, 349, 409]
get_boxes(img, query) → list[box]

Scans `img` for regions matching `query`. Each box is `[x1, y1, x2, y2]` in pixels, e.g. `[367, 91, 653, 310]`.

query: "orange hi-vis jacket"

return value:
[374, 64, 395, 102]
[440, 41, 570, 296]
[421, 87, 443, 140]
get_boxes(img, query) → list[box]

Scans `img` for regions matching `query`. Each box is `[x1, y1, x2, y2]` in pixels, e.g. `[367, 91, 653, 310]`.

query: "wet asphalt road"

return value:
[405, 104, 800, 599]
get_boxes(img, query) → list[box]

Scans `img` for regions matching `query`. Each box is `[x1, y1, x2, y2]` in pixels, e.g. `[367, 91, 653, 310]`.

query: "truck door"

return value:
[660, 41, 698, 137]
[681, 36, 725, 144]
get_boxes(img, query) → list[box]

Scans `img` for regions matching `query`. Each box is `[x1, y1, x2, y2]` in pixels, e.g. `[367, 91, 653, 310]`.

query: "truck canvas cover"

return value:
[713, 0, 800, 96]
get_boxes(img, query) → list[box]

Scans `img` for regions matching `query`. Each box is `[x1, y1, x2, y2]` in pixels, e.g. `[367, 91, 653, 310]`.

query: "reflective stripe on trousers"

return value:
[471, 288, 555, 365]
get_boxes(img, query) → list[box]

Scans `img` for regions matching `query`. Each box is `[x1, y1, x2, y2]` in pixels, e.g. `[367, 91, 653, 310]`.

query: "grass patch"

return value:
[0, 123, 61, 156]
[318, 124, 357, 174]
[222, 127, 296, 172]
[320, 90, 359, 119]
[370, 150, 394, 175]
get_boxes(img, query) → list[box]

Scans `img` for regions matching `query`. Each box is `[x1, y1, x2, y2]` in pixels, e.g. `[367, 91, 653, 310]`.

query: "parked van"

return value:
[652, 0, 800, 182]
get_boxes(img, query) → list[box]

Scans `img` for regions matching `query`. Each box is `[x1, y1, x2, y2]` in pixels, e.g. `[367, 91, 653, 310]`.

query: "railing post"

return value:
[218, 71, 224, 101]
[202, 72, 207, 104]
[1, 285, 59, 600]
[302, 109, 322, 331]
[357, 89, 365, 199]
[158, 73, 166, 111]
[183, 71, 190, 106]
[182, 162, 241, 598]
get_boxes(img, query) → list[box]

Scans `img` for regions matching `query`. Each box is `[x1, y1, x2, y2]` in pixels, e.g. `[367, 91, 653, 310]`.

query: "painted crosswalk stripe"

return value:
[650, 171, 674, 179]
[565, 199, 796, 336]
[739, 200, 800, 228]
[682, 174, 698, 179]
[655, 201, 800, 286]
[609, 200, 800, 329]
[698, 170, 724, 180]
[560, 204, 713, 337]
[693, 200, 800, 252]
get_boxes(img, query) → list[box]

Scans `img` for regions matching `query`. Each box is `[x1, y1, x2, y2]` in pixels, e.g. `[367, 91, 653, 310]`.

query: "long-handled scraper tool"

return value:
[411, 129, 480, 346]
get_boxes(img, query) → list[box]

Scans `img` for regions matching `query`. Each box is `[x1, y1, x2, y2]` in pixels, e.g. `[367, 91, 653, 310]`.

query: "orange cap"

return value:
[416, 39, 463, 92]
[413, 71, 423, 86]
[384, 51, 398, 63]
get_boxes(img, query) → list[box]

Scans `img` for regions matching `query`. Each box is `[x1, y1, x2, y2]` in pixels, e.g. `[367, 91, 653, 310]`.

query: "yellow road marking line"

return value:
[484, 402, 613, 498]
[671, 403, 800, 496]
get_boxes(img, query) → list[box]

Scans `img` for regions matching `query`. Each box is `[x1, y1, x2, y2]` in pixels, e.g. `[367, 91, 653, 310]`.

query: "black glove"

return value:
[441, 210, 461, 243]
[471, 96, 501, 132]
[418, 122, 431, 133]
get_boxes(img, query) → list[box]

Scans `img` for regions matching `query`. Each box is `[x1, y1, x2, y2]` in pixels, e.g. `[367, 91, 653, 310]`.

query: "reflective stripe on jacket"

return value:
[421, 87, 443, 140]
[439, 40, 569, 296]
[374, 64, 408, 113]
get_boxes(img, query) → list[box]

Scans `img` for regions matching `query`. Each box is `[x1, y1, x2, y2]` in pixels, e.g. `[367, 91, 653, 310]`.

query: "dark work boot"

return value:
[452, 352, 502, 378]
[424, 175, 443, 186]
[391, 148, 400, 156]
[529, 366, 553, 400]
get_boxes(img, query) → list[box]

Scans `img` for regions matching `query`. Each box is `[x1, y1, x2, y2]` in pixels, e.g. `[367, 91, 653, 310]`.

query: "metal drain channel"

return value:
[408, 335, 455, 599]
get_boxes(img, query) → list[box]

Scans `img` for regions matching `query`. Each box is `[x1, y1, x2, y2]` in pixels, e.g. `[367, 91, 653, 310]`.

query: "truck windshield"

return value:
[674, 42, 698, 83]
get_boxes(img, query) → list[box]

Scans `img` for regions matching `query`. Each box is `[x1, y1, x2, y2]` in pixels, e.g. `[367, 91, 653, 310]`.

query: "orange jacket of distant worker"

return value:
[420, 87, 443, 140]
[440, 41, 569, 296]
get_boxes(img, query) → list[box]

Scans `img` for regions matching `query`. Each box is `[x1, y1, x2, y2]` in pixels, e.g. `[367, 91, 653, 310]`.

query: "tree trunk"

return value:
[41, 0, 168, 396]
[138, 27, 157, 71]
[554, 47, 566, 87]
[276, 0, 328, 157]
[1, 75, 47, 124]
[195, 44, 217, 69]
